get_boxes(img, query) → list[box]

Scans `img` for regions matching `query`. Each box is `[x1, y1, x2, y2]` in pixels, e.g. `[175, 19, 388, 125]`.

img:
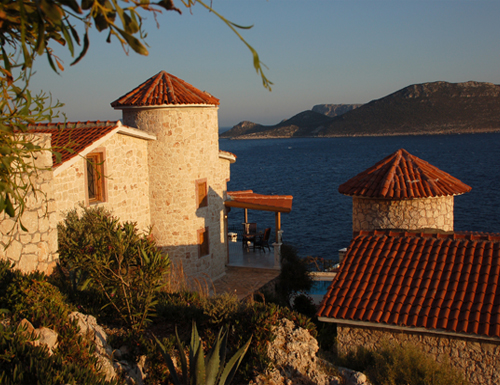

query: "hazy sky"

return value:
[30, 0, 500, 128]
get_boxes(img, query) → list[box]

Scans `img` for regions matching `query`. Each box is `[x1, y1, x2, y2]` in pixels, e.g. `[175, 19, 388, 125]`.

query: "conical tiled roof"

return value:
[338, 149, 471, 199]
[111, 71, 219, 108]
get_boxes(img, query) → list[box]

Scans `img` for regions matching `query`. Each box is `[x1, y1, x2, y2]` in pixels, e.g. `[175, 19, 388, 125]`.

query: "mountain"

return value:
[220, 81, 500, 139]
[312, 104, 362, 117]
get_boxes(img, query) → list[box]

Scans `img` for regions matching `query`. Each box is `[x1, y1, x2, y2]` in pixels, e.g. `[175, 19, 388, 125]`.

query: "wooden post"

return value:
[244, 208, 248, 223]
[275, 212, 281, 242]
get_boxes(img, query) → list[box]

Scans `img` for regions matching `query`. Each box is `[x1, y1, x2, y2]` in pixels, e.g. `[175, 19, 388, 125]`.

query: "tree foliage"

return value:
[0, 0, 270, 223]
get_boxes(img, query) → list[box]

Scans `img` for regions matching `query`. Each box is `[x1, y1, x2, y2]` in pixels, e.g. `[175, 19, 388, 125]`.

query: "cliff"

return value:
[221, 81, 500, 139]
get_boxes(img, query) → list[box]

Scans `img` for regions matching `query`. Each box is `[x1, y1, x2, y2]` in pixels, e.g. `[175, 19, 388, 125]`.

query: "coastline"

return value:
[220, 128, 500, 140]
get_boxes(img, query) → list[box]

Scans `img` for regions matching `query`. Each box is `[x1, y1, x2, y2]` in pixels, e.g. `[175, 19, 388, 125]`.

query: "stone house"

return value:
[0, 71, 237, 280]
[317, 149, 500, 384]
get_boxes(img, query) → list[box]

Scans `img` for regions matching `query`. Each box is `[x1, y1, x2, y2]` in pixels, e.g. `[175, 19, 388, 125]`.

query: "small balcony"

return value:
[226, 226, 277, 270]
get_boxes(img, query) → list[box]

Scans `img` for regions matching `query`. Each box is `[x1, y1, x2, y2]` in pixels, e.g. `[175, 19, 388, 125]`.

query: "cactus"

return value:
[155, 321, 252, 385]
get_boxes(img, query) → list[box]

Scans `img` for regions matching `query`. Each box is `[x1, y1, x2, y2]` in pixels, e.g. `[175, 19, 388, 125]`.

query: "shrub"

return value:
[155, 291, 205, 326]
[155, 289, 317, 383]
[338, 342, 468, 385]
[292, 293, 317, 318]
[201, 292, 240, 326]
[58, 206, 171, 331]
[0, 262, 119, 384]
[0, 322, 117, 385]
[155, 322, 252, 385]
[275, 244, 313, 306]
[0, 262, 72, 329]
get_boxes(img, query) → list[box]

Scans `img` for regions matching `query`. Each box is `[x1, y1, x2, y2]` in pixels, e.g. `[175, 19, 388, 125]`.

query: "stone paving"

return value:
[210, 240, 280, 300]
[211, 265, 280, 300]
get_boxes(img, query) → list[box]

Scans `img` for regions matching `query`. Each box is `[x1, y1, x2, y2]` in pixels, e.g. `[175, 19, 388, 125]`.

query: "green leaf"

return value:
[94, 14, 110, 32]
[81, 0, 93, 10]
[115, 27, 148, 56]
[205, 328, 223, 385]
[218, 336, 252, 385]
[57, 0, 82, 14]
[70, 32, 89, 66]
[60, 21, 75, 56]
[39, 0, 63, 22]
[175, 327, 188, 383]
[155, 335, 182, 385]
[193, 341, 206, 385]
[4, 194, 15, 217]
[46, 48, 59, 73]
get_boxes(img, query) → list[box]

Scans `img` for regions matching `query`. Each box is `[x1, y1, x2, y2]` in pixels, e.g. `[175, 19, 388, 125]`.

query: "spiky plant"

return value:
[155, 321, 251, 385]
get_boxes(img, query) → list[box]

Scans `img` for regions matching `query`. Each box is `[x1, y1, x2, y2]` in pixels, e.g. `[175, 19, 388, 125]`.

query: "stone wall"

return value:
[122, 106, 230, 280]
[337, 324, 500, 384]
[352, 196, 454, 233]
[54, 133, 151, 232]
[0, 134, 58, 274]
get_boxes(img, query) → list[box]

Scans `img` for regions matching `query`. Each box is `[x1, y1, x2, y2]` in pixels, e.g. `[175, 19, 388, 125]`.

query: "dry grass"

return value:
[164, 261, 212, 297]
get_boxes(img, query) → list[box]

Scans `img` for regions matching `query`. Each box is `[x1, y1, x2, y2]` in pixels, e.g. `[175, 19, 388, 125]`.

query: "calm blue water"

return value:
[220, 133, 500, 262]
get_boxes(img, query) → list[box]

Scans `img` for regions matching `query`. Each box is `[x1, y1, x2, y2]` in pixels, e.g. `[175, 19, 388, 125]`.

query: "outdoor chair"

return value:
[254, 227, 271, 252]
[242, 222, 257, 248]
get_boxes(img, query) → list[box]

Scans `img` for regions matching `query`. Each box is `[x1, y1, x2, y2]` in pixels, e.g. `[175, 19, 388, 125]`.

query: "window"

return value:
[86, 152, 105, 203]
[198, 227, 209, 257]
[196, 179, 208, 208]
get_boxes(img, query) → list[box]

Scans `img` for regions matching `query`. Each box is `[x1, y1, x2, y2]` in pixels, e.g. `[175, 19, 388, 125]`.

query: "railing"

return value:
[227, 224, 275, 243]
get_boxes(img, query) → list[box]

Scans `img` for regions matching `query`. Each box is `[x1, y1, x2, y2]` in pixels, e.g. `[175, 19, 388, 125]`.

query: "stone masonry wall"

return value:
[352, 196, 454, 232]
[337, 325, 500, 385]
[54, 134, 151, 232]
[122, 107, 230, 280]
[0, 134, 58, 274]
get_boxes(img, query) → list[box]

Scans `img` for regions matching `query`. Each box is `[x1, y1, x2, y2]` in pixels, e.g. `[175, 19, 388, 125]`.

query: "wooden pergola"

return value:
[224, 190, 293, 243]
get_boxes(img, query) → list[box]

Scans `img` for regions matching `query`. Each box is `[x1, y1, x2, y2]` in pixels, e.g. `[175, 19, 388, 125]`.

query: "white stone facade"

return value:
[352, 196, 454, 233]
[122, 106, 231, 280]
[0, 134, 58, 274]
[337, 325, 500, 385]
[54, 134, 151, 231]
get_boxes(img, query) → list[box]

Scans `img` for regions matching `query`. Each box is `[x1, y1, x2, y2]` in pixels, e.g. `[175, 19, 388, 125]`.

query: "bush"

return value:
[57, 206, 171, 331]
[275, 244, 313, 306]
[338, 342, 468, 385]
[0, 262, 119, 384]
[292, 293, 317, 318]
[0, 261, 73, 329]
[0, 322, 117, 385]
[154, 290, 317, 383]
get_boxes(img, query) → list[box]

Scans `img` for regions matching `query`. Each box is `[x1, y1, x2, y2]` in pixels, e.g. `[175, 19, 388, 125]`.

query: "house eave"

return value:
[53, 121, 156, 176]
[317, 317, 500, 344]
[112, 104, 219, 110]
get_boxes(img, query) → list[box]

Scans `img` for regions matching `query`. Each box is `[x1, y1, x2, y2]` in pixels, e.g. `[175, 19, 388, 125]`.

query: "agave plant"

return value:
[155, 321, 252, 385]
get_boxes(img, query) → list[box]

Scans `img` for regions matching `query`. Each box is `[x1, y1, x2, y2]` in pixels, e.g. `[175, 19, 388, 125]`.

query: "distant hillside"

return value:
[312, 104, 362, 117]
[220, 81, 500, 139]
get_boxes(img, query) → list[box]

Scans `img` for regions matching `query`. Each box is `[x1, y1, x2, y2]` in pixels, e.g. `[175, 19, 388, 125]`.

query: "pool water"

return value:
[308, 280, 333, 295]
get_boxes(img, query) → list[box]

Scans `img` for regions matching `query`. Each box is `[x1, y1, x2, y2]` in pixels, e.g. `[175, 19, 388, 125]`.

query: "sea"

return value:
[219, 133, 500, 262]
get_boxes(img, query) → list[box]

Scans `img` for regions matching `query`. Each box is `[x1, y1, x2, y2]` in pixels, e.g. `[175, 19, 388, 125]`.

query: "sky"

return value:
[30, 0, 500, 128]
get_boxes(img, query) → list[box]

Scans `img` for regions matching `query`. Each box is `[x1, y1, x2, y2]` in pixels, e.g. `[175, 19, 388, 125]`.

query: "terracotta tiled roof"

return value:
[29, 121, 120, 166]
[226, 190, 293, 213]
[110, 71, 220, 108]
[317, 230, 500, 340]
[338, 149, 471, 199]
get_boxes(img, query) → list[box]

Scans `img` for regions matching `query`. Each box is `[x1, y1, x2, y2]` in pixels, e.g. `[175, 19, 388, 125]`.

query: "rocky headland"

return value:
[220, 81, 500, 139]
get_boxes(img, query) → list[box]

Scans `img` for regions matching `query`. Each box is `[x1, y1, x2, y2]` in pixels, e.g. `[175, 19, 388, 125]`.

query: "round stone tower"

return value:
[338, 149, 471, 233]
[111, 71, 233, 280]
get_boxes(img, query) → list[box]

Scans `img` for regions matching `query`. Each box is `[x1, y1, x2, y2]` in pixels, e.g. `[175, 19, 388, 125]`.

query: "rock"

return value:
[19, 319, 58, 355]
[338, 367, 370, 385]
[251, 318, 342, 385]
[33, 327, 59, 355]
[67, 311, 149, 384]
[68, 311, 116, 380]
